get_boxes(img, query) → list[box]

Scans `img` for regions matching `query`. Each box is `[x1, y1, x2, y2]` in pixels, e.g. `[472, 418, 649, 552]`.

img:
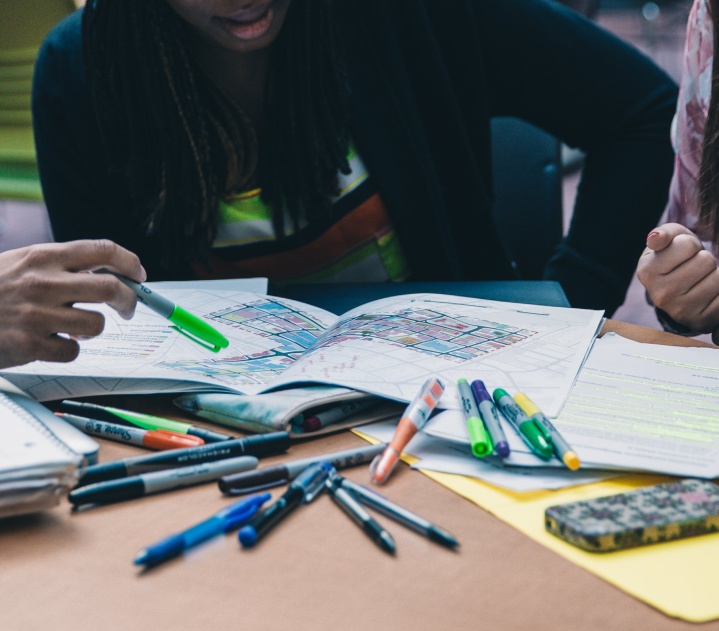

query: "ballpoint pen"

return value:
[513, 392, 581, 470]
[134, 493, 271, 567]
[457, 378, 492, 458]
[238, 462, 332, 548]
[470, 380, 510, 458]
[56, 411, 205, 450]
[69, 456, 259, 506]
[324, 469, 396, 555]
[108, 272, 229, 352]
[492, 388, 553, 460]
[61, 399, 234, 444]
[76, 431, 290, 487]
[332, 474, 458, 549]
[370, 377, 445, 485]
[218, 443, 386, 494]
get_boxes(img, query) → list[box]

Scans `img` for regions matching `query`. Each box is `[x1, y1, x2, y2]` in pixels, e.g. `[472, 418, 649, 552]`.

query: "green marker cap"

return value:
[467, 417, 493, 458]
[168, 305, 229, 353]
[518, 419, 553, 460]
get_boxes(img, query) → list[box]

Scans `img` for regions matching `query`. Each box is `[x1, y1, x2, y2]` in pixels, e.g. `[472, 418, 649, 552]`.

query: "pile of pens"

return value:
[59, 373, 579, 569]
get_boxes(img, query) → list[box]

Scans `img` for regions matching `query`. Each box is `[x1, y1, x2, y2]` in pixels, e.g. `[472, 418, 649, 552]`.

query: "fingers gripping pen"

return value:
[369, 377, 445, 485]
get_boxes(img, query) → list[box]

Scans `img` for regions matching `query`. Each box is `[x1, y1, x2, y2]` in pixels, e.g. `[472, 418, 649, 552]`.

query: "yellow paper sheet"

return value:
[353, 430, 719, 622]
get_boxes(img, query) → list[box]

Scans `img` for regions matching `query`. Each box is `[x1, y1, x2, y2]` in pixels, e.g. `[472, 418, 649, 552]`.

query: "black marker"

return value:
[70, 457, 258, 506]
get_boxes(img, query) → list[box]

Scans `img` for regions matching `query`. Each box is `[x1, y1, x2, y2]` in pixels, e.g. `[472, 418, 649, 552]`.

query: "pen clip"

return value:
[169, 305, 229, 353]
[531, 419, 553, 444]
[224, 479, 287, 496]
[170, 325, 223, 353]
[296, 462, 332, 503]
[223, 493, 272, 530]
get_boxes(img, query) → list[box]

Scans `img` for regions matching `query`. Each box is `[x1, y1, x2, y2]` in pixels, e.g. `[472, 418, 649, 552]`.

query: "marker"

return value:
[370, 377, 445, 485]
[69, 456, 259, 506]
[325, 471, 396, 555]
[218, 443, 386, 494]
[514, 392, 581, 470]
[470, 380, 510, 458]
[457, 379, 492, 458]
[76, 431, 290, 487]
[332, 474, 458, 549]
[56, 412, 205, 450]
[492, 388, 553, 460]
[61, 400, 234, 444]
[134, 493, 271, 567]
[238, 462, 331, 547]
[302, 398, 379, 432]
[107, 272, 229, 352]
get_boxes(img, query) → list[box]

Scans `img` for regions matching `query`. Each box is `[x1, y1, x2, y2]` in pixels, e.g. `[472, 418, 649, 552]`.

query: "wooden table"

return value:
[1, 322, 716, 631]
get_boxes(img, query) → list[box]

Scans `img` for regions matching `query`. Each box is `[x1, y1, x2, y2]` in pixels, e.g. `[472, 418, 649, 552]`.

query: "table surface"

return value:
[1, 321, 716, 631]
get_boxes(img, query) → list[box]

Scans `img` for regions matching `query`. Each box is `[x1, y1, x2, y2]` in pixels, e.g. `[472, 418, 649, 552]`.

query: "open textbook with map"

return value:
[1, 288, 603, 417]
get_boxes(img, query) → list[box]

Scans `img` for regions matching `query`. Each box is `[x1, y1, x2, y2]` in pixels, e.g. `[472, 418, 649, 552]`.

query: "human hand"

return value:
[0, 240, 146, 369]
[637, 223, 719, 342]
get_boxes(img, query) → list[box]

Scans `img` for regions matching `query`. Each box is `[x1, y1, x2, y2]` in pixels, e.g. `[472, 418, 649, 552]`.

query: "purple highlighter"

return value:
[470, 380, 510, 458]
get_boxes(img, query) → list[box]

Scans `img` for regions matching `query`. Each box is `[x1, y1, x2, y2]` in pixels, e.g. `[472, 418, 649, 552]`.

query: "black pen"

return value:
[218, 443, 386, 494]
[334, 475, 458, 549]
[69, 456, 258, 507]
[325, 473, 396, 555]
[76, 431, 290, 487]
[238, 462, 331, 547]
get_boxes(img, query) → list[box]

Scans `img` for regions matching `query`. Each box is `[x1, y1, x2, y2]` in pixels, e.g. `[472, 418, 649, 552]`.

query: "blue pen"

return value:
[134, 493, 270, 567]
[239, 462, 331, 548]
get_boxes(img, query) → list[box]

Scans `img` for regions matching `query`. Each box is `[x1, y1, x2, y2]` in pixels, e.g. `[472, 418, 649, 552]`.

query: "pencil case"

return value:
[545, 479, 719, 552]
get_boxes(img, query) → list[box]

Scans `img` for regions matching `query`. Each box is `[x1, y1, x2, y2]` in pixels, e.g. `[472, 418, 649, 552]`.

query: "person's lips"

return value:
[217, 4, 274, 41]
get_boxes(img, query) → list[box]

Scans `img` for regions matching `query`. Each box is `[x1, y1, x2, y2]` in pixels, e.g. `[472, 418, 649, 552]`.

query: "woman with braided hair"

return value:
[33, 0, 677, 314]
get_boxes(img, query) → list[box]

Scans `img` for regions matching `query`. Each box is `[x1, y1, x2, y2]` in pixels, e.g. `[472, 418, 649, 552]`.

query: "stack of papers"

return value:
[362, 333, 719, 491]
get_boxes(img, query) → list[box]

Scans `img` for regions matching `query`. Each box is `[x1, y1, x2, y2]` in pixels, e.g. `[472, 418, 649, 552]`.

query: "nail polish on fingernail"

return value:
[647, 231, 659, 239]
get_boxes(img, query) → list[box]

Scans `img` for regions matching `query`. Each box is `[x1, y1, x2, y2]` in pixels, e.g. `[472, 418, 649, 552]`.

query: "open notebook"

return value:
[0, 378, 97, 518]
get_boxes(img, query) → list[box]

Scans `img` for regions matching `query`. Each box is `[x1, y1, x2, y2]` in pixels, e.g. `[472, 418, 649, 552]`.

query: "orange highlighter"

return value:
[369, 377, 445, 485]
[56, 412, 204, 450]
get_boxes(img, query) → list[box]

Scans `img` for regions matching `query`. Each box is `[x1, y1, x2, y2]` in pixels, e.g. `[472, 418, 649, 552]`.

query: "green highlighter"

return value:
[492, 388, 553, 460]
[457, 379, 493, 457]
[111, 273, 229, 352]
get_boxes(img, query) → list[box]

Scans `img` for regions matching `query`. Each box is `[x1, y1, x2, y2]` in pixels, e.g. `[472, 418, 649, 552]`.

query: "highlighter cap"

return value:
[466, 418, 493, 457]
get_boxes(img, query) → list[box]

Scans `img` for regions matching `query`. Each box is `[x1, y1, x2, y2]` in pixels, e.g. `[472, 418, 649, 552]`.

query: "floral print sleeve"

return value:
[666, 0, 714, 244]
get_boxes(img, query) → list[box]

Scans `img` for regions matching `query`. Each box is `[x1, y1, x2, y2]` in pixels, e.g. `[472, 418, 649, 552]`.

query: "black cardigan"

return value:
[32, 0, 678, 314]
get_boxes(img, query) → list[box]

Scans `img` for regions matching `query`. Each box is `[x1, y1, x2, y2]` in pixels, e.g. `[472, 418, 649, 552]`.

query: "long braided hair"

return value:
[699, 0, 719, 251]
[82, 0, 350, 270]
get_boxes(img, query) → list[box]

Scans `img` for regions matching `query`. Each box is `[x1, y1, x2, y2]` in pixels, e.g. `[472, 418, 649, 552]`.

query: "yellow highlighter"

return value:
[513, 392, 581, 471]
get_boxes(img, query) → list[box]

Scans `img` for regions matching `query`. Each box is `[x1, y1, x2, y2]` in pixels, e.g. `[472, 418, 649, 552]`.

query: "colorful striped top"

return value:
[191, 147, 410, 285]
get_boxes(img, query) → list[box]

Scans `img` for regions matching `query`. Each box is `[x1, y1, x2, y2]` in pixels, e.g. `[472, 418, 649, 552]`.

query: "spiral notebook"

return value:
[0, 378, 97, 518]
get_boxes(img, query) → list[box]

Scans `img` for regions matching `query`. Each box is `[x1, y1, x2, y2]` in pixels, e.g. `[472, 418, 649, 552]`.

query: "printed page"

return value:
[550, 333, 719, 478]
[265, 293, 603, 415]
[3, 289, 337, 401]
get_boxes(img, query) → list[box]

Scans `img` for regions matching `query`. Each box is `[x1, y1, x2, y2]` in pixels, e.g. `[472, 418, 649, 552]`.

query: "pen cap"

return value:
[169, 305, 229, 352]
[470, 380, 491, 404]
[295, 461, 332, 503]
[218, 465, 287, 495]
[241, 431, 291, 457]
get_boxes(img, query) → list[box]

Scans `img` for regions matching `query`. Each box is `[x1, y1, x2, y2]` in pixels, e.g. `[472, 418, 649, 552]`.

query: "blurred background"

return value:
[0, 0, 694, 330]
